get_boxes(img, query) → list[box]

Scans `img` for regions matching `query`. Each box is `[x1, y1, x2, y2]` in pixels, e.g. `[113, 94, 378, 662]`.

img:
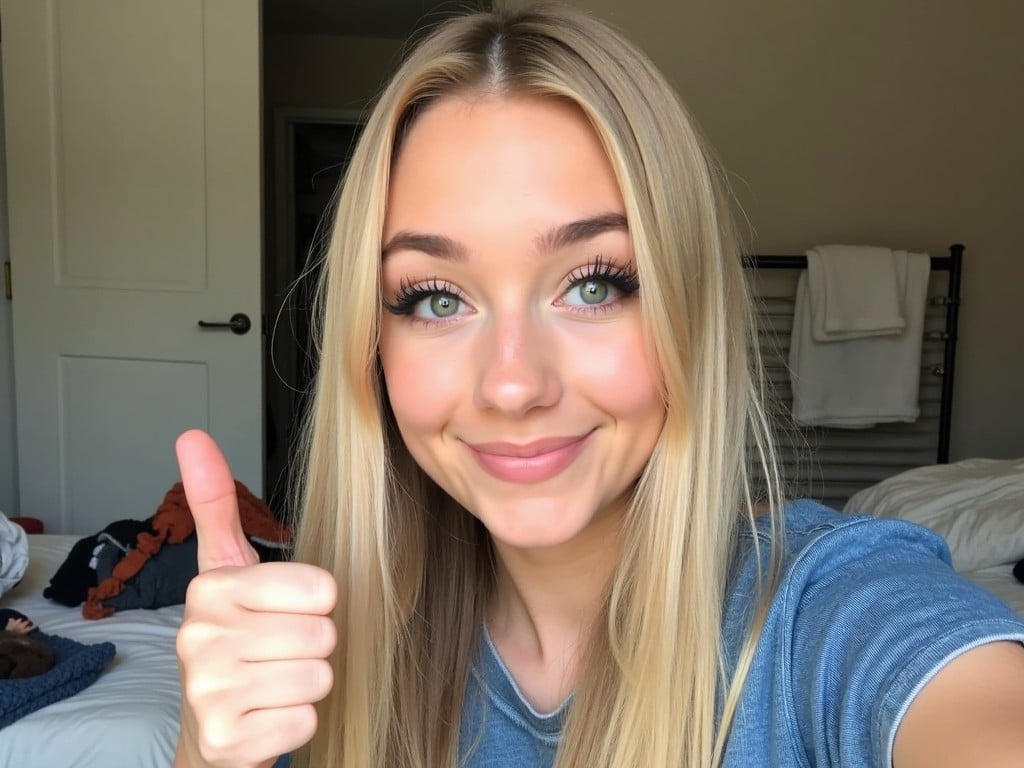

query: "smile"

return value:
[466, 432, 593, 483]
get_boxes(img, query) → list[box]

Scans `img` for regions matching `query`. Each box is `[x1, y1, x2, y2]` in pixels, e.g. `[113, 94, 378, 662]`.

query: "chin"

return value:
[471, 495, 606, 551]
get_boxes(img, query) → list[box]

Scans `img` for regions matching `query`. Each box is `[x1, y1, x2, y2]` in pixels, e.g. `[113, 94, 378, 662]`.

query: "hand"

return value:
[174, 430, 338, 768]
[4, 617, 34, 634]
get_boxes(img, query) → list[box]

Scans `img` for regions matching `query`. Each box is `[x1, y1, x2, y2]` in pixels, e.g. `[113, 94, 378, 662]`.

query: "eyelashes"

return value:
[382, 256, 640, 320]
[382, 277, 461, 317]
[564, 255, 640, 298]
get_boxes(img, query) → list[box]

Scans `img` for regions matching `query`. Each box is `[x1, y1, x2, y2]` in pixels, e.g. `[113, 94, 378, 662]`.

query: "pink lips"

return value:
[467, 433, 592, 483]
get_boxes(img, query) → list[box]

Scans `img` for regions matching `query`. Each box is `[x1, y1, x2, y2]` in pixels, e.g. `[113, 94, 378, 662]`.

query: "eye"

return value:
[416, 292, 462, 319]
[563, 278, 615, 306]
[559, 257, 640, 310]
[383, 279, 471, 323]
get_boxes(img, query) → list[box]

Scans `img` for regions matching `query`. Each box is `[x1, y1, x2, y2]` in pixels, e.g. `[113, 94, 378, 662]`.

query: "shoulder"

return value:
[744, 497, 950, 554]
[729, 498, 1020, 652]
[723, 499, 1024, 767]
[732, 498, 954, 598]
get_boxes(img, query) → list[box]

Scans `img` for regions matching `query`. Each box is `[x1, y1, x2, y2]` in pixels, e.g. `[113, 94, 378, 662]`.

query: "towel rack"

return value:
[742, 244, 964, 507]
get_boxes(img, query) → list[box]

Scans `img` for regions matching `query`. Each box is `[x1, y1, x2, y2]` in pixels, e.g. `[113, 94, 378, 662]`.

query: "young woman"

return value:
[173, 5, 1024, 768]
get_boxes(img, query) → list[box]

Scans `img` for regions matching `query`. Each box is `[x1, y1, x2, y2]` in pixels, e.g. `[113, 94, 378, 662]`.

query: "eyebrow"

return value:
[380, 232, 467, 261]
[536, 211, 629, 253]
[380, 211, 629, 261]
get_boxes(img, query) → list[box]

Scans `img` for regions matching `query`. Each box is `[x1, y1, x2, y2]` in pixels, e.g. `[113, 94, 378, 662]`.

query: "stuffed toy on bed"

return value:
[0, 632, 54, 680]
[0, 609, 115, 727]
[0, 611, 54, 679]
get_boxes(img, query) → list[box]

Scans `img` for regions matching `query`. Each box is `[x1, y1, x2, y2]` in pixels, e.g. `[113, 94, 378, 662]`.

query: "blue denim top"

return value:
[457, 500, 1024, 767]
[274, 500, 1024, 767]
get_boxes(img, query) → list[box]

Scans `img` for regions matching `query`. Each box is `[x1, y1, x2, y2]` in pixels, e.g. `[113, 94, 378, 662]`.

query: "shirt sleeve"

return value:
[781, 516, 1024, 767]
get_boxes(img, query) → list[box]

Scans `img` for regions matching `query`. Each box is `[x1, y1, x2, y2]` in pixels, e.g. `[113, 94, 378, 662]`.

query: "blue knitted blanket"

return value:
[0, 630, 116, 728]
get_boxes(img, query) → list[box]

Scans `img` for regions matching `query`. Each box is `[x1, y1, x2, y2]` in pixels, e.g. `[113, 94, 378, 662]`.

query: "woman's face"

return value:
[379, 94, 666, 550]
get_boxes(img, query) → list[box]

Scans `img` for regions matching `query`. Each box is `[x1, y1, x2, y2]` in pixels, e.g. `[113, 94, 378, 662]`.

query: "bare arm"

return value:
[894, 641, 1024, 768]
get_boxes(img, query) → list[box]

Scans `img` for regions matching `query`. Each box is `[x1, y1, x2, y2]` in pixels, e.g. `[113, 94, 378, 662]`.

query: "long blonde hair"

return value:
[291, 4, 783, 766]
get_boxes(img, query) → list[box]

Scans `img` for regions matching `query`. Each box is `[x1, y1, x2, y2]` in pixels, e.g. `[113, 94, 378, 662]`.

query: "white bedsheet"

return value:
[964, 563, 1024, 621]
[0, 534, 181, 768]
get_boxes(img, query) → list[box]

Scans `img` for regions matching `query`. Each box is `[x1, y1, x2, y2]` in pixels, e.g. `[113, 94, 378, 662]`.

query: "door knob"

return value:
[197, 312, 252, 335]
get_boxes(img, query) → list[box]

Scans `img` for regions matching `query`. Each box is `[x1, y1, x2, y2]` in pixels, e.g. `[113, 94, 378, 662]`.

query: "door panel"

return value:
[2, 0, 263, 534]
[60, 356, 209, 527]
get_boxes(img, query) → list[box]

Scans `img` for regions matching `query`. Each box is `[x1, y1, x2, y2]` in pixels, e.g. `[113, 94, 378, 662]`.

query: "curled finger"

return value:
[196, 703, 320, 768]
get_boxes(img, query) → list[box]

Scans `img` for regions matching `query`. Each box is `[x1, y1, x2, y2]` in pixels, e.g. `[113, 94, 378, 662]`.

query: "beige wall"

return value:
[504, 0, 1024, 460]
[260, 4, 1024, 461]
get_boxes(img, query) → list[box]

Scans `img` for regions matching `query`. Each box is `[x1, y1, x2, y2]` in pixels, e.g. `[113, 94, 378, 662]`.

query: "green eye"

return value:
[577, 280, 609, 305]
[428, 293, 460, 317]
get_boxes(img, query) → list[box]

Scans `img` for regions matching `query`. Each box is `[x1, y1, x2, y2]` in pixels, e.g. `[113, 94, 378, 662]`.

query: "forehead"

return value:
[384, 94, 626, 239]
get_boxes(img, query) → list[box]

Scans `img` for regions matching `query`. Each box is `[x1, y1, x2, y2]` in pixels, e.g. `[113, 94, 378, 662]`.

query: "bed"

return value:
[843, 457, 1024, 620]
[0, 534, 181, 767]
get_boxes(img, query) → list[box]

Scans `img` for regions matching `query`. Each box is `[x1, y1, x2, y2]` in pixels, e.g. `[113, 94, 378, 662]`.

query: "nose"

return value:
[474, 309, 561, 418]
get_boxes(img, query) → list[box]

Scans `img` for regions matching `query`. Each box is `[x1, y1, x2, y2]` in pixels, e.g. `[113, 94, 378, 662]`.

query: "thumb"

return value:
[176, 429, 259, 572]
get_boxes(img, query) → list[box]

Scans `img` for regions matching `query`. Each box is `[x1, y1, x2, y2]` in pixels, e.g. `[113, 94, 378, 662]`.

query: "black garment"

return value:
[42, 519, 151, 606]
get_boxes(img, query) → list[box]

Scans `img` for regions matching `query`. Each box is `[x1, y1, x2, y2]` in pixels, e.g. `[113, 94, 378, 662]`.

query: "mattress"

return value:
[0, 534, 181, 767]
[964, 563, 1024, 621]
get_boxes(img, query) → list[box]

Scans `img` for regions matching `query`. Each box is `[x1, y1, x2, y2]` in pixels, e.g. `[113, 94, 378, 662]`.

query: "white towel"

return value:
[789, 249, 931, 428]
[807, 245, 906, 340]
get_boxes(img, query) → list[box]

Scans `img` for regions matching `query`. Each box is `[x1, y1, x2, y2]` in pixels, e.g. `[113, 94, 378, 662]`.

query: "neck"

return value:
[485, 500, 625, 709]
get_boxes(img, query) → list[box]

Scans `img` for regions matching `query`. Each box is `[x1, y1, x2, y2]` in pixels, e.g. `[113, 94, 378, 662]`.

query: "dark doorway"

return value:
[266, 115, 364, 516]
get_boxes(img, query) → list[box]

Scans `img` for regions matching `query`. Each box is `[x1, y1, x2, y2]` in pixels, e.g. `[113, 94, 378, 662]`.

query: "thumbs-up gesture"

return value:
[173, 430, 337, 768]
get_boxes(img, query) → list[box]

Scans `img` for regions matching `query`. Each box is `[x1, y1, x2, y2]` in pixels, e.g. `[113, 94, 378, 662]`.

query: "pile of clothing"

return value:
[44, 481, 291, 619]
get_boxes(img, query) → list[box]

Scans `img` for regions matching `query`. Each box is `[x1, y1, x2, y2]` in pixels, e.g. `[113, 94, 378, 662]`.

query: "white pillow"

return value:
[0, 512, 30, 595]
[844, 458, 1024, 573]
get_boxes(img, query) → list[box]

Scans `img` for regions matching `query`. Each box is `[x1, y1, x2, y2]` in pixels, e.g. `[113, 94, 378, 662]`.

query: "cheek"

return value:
[567, 322, 664, 421]
[379, 326, 461, 438]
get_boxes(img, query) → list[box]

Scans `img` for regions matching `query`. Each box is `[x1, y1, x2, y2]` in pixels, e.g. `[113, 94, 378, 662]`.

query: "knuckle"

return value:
[180, 673, 202, 705]
[176, 621, 237, 704]
[175, 618, 214, 659]
[180, 656, 234, 710]
[185, 568, 236, 605]
[197, 717, 242, 764]
[183, 684, 247, 764]
[184, 573, 214, 607]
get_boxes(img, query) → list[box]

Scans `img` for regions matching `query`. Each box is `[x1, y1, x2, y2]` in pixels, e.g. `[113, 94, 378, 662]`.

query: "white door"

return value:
[2, 0, 263, 534]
